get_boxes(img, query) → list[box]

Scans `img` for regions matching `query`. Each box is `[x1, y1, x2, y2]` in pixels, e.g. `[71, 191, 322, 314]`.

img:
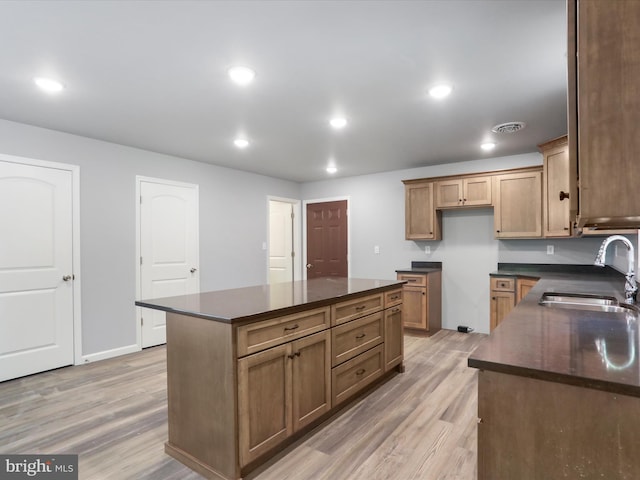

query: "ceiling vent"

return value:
[491, 121, 526, 134]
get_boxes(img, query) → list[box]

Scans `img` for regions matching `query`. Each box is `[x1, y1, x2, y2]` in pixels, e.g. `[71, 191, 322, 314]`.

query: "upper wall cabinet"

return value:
[540, 136, 576, 237]
[493, 169, 542, 239]
[404, 181, 442, 240]
[435, 176, 492, 209]
[569, 0, 640, 228]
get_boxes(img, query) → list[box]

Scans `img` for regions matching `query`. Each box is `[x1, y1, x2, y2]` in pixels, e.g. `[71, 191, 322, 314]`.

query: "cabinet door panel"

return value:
[405, 182, 440, 240]
[576, 0, 640, 226]
[238, 344, 291, 466]
[402, 285, 427, 330]
[494, 171, 542, 238]
[384, 306, 403, 371]
[490, 292, 515, 331]
[463, 176, 492, 206]
[292, 330, 331, 431]
[436, 180, 463, 208]
[542, 138, 573, 237]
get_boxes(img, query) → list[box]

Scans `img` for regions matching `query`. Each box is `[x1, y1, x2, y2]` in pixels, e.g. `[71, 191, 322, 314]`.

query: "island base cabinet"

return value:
[238, 330, 331, 467]
[384, 305, 403, 371]
[478, 370, 640, 479]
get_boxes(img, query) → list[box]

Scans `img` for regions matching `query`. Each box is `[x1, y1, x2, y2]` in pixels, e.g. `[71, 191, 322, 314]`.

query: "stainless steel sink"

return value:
[539, 292, 637, 313]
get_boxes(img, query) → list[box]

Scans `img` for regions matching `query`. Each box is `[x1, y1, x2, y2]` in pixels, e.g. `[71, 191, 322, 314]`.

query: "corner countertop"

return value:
[469, 264, 640, 398]
[136, 277, 404, 324]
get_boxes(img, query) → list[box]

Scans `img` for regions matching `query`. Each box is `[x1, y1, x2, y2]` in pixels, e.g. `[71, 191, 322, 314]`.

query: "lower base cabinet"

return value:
[396, 271, 442, 333]
[478, 370, 640, 479]
[490, 275, 539, 331]
[237, 330, 331, 467]
[165, 286, 404, 480]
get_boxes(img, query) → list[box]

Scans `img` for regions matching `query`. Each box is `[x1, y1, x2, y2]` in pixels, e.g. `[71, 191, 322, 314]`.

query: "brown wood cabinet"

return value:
[516, 278, 538, 303]
[403, 181, 442, 240]
[238, 330, 333, 466]
[162, 284, 403, 480]
[493, 169, 542, 238]
[489, 275, 538, 331]
[569, 0, 640, 228]
[384, 304, 403, 371]
[540, 136, 575, 237]
[397, 271, 441, 334]
[436, 176, 492, 208]
[478, 370, 640, 479]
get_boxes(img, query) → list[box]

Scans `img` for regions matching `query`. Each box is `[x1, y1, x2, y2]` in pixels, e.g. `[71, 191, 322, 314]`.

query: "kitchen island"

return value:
[469, 265, 640, 479]
[136, 277, 404, 480]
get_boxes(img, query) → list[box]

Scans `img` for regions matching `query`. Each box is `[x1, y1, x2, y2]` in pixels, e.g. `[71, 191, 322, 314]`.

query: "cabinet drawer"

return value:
[331, 293, 383, 326]
[332, 312, 383, 367]
[397, 273, 427, 287]
[384, 288, 403, 308]
[491, 277, 515, 292]
[237, 307, 330, 357]
[332, 344, 384, 406]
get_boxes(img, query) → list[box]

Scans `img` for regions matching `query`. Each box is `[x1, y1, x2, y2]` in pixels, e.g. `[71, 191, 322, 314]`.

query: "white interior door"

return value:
[0, 160, 74, 381]
[139, 179, 199, 348]
[269, 200, 294, 284]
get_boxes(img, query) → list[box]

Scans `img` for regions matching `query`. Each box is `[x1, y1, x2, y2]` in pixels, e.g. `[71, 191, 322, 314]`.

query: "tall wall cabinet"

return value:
[569, 0, 640, 228]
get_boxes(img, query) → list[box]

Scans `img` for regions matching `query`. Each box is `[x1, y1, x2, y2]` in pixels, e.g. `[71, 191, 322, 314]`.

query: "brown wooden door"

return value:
[306, 200, 348, 278]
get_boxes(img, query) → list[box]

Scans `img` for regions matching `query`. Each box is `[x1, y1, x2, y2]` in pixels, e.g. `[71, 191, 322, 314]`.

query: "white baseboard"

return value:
[79, 344, 141, 364]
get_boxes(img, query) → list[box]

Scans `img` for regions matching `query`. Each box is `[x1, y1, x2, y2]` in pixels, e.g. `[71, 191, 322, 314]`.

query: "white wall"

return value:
[301, 152, 637, 334]
[0, 119, 300, 357]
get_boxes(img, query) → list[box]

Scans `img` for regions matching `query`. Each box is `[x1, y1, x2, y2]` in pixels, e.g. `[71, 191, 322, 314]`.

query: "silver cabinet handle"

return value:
[190, 268, 197, 273]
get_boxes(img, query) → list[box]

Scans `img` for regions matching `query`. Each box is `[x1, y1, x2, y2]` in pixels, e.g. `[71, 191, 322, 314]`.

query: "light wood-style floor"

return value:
[0, 330, 485, 480]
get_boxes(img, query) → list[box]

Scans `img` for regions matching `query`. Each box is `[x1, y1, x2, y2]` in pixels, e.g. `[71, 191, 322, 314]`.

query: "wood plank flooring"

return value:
[0, 330, 485, 480]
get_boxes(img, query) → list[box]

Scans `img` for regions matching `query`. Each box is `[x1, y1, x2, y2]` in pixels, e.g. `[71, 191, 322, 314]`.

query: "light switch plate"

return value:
[374, 245, 380, 254]
[425, 246, 431, 255]
[547, 245, 554, 255]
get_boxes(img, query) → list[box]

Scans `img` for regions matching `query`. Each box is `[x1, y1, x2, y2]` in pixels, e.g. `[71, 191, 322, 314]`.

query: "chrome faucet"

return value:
[595, 235, 637, 304]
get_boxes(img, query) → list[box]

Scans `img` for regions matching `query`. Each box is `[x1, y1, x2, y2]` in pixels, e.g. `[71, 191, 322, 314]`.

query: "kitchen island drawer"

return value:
[331, 293, 383, 326]
[332, 344, 384, 406]
[237, 307, 330, 357]
[384, 288, 403, 308]
[331, 312, 383, 366]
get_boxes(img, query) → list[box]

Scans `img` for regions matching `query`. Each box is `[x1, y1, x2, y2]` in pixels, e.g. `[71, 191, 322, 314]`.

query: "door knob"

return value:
[306, 264, 313, 269]
[62, 275, 73, 282]
[190, 268, 197, 273]
[559, 191, 570, 201]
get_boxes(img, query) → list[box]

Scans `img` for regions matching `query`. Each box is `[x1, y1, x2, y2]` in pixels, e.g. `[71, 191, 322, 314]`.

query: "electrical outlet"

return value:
[425, 245, 431, 255]
[374, 245, 380, 254]
[547, 245, 554, 255]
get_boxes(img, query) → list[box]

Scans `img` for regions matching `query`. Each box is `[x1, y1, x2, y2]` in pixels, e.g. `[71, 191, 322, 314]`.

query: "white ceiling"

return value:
[0, 0, 568, 183]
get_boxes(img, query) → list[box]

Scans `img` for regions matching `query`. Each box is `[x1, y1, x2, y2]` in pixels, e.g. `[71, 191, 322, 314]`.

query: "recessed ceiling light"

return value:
[234, 138, 249, 149]
[228, 66, 256, 86]
[34, 77, 64, 93]
[330, 117, 348, 129]
[481, 142, 496, 151]
[428, 84, 452, 99]
[326, 165, 337, 174]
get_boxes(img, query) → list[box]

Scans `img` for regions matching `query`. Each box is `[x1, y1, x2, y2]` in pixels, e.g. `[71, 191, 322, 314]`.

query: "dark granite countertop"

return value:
[469, 264, 640, 397]
[396, 261, 442, 274]
[136, 277, 404, 324]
